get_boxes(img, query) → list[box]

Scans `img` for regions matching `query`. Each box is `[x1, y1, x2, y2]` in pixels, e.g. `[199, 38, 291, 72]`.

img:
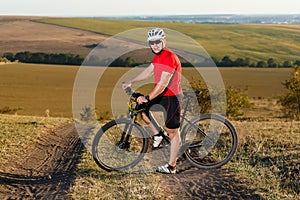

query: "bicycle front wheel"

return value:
[92, 118, 148, 172]
[182, 114, 238, 169]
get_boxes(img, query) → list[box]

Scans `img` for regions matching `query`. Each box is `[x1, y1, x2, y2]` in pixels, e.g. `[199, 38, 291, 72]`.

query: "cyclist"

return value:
[122, 28, 182, 174]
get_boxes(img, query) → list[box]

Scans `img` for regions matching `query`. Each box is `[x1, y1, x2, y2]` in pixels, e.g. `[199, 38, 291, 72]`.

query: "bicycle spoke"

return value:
[92, 119, 148, 171]
[183, 114, 237, 169]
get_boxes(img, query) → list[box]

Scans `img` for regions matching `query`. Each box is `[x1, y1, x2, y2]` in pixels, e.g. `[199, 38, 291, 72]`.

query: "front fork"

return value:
[117, 116, 136, 149]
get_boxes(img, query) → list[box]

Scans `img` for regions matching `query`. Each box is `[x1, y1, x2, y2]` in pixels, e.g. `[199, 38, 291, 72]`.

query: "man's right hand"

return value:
[122, 81, 132, 89]
[136, 95, 148, 105]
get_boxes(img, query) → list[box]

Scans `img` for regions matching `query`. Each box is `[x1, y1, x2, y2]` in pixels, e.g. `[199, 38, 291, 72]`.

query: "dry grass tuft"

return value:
[230, 118, 299, 199]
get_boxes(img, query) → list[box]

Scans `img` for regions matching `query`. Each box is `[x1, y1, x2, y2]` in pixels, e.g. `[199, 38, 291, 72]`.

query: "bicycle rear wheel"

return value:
[182, 114, 238, 169]
[92, 118, 148, 171]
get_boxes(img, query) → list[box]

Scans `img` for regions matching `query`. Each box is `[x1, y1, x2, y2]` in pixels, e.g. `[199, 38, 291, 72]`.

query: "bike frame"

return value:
[118, 87, 202, 149]
[133, 92, 199, 143]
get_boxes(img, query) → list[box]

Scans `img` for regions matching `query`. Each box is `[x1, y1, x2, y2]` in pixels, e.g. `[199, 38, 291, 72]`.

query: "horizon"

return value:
[1, 13, 300, 18]
[1, 14, 300, 25]
[1, 0, 299, 17]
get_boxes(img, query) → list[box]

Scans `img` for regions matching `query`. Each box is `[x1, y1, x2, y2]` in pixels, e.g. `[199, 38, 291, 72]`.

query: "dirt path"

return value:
[147, 149, 263, 200]
[161, 163, 262, 199]
[0, 123, 84, 199]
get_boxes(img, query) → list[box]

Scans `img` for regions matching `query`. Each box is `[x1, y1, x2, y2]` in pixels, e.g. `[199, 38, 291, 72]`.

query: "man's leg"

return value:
[141, 112, 164, 149]
[141, 112, 158, 133]
[155, 127, 181, 174]
[165, 127, 181, 167]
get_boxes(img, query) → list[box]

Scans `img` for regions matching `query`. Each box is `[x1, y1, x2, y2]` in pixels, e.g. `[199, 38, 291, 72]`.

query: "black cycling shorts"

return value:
[146, 95, 181, 129]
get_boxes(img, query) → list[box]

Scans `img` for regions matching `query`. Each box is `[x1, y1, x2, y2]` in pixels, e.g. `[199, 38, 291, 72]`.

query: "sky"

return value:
[1, 0, 299, 16]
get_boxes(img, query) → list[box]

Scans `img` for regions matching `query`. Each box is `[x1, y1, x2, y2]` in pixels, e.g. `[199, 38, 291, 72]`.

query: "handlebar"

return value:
[124, 87, 144, 99]
[123, 86, 148, 116]
[124, 87, 134, 96]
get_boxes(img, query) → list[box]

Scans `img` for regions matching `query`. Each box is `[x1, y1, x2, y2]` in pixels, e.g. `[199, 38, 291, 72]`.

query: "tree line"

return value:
[211, 56, 300, 68]
[2, 51, 300, 68]
[2, 52, 84, 65]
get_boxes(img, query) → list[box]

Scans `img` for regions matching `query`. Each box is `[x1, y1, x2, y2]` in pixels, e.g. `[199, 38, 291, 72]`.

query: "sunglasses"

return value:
[149, 39, 162, 45]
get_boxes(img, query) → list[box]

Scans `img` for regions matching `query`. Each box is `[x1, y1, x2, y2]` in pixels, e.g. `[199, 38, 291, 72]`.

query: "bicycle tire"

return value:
[92, 118, 149, 172]
[182, 114, 238, 169]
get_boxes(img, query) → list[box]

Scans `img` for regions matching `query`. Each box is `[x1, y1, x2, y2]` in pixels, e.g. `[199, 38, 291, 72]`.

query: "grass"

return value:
[36, 18, 300, 63]
[230, 118, 300, 199]
[0, 63, 292, 118]
[0, 63, 78, 117]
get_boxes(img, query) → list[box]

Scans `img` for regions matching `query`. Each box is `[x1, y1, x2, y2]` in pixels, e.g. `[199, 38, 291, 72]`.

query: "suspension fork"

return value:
[179, 96, 191, 130]
[118, 116, 136, 149]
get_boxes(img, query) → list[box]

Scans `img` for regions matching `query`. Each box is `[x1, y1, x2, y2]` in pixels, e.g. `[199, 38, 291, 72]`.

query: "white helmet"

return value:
[147, 28, 165, 41]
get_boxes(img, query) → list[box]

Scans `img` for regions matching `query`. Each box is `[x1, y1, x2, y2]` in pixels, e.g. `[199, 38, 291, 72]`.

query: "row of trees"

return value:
[3, 52, 84, 65]
[2, 51, 300, 68]
[211, 56, 300, 68]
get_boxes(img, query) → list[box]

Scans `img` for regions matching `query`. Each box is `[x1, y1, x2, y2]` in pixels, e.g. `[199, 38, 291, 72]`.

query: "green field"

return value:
[0, 63, 291, 117]
[36, 18, 300, 63]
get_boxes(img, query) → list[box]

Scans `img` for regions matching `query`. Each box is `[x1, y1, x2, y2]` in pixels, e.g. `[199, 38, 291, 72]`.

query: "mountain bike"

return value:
[92, 87, 238, 172]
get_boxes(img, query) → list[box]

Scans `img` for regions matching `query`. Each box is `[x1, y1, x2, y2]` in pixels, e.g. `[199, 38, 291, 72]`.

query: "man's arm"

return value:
[148, 71, 172, 100]
[122, 63, 154, 89]
[131, 63, 154, 83]
[136, 70, 172, 104]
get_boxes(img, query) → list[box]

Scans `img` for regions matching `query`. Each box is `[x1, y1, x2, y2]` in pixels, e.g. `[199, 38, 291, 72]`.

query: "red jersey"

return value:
[152, 48, 182, 96]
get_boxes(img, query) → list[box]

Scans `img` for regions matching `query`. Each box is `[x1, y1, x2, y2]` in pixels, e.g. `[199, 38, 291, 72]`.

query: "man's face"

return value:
[149, 39, 164, 54]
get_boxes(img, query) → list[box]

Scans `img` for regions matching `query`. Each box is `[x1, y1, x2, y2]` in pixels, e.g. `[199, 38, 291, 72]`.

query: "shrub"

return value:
[278, 65, 300, 119]
[0, 106, 22, 114]
[80, 105, 97, 122]
[191, 80, 251, 117]
[190, 80, 212, 114]
[226, 86, 251, 117]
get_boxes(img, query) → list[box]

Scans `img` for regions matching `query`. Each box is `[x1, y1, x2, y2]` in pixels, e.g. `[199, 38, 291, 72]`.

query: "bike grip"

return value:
[136, 101, 149, 110]
[125, 87, 134, 95]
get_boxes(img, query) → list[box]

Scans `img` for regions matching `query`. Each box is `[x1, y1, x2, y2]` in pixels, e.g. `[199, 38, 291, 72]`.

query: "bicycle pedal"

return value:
[151, 146, 160, 151]
[151, 144, 169, 151]
[151, 145, 163, 150]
